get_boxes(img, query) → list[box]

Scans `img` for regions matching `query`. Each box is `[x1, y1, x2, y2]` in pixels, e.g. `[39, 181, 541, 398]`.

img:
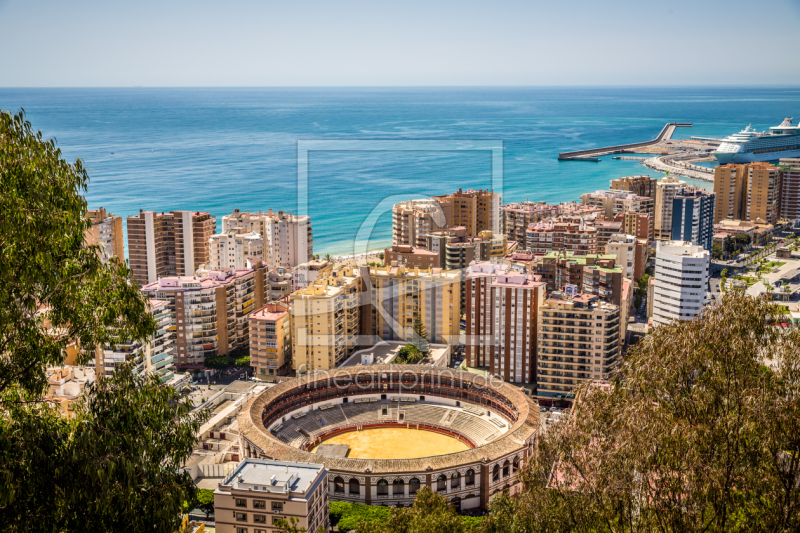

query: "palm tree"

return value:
[323, 253, 332, 262]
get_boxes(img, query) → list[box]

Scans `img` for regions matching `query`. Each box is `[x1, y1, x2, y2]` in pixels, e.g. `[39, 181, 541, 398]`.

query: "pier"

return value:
[558, 122, 692, 160]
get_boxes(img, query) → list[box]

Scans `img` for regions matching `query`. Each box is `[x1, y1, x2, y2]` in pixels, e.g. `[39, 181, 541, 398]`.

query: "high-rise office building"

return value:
[671, 188, 716, 251]
[651, 241, 709, 327]
[465, 261, 545, 384]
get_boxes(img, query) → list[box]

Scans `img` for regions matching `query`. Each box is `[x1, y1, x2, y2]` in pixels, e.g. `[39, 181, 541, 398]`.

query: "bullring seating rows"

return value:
[269, 400, 505, 448]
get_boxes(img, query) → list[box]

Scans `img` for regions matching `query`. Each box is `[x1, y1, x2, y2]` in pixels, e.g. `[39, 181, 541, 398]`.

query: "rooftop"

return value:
[219, 459, 325, 495]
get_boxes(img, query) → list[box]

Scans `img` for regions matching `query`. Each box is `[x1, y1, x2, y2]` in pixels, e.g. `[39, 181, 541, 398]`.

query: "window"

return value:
[237, 528, 247, 533]
[437, 474, 447, 492]
[235, 512, 247, 522]
[377, 479, 389, 496]
[235, 498, 247, 508]
[502, 460, 510, 478]
[253, 500, 265, 509]
[492, 465, 500, 482]
[393, 478, 404, 495]
[255, 530, 266, 533]
[409, 478, 421, 495]
[349, 478, 360, 496]
[272, 502, 283, 512]
[272, 516, 283, 525]
[254, 515, 266, 524]
[334, 476, 345, 494]
[451, 471, 461, 489]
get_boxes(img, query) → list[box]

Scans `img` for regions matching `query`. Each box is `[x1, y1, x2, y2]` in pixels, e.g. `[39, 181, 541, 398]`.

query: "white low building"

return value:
[652, 241, 709, 327]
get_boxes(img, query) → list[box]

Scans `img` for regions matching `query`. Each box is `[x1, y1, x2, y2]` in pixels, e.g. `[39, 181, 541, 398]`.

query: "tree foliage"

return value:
[411, 316, 430, 354]
[395, 344, 423, 364]
[0, 110, 206, 531]
[0, 364, 206, 532]
[192, 488, 215, 518]
[352, 488, 478, 533]
[484, 291, 800, 533]
[0, 110, 155, 395]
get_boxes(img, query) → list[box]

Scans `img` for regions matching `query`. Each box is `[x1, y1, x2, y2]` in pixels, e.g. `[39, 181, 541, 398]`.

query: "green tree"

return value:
[411, 316, 430, 354]
[324, 253, 332, 262]
[0, 110, 154, 395]
[0, 364, 205, 532]
[192, 488, 215, 519]
[274, 516, 325, 533]
[712, 242, 724, 259]
[355, 487, 474, 533]
[0, 110, 205, 531]
[484, 291, 800, 533]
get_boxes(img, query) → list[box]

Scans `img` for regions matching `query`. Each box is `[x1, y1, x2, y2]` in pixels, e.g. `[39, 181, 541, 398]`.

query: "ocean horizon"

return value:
[2, 86, 798, 256]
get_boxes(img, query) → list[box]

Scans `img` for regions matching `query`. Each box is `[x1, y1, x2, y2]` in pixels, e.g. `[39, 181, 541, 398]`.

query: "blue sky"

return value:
[0, 0, 798, 86]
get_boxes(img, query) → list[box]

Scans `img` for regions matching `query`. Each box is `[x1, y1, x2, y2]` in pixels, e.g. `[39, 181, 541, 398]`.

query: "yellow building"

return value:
[745, 162, 781, 224]
[713, 164, 747, 223]
[290, 266, 361, 373]
[362, 265, 461, 346]
[85, 207, 124, 263]
[249, 301, 292, 380]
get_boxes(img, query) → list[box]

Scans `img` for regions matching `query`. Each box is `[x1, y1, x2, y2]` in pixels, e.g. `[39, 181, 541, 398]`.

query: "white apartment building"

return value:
[209, 229, 264, 270]
[604, 234, 637, 281]
[222, 209, 313, 268]
[92, 298, 175, 382]
[652, 241, 709, 327]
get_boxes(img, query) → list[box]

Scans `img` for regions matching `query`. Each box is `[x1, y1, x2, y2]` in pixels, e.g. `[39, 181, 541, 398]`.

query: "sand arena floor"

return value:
[312, 427, 469, 459]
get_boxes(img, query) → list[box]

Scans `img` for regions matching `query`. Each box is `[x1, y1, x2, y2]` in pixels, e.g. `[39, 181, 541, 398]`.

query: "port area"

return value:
[558, 122, 720, 182]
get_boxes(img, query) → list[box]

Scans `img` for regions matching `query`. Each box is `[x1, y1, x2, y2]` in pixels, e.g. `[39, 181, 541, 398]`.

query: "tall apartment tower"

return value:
[713, 164, 747, 223]
[745, 163, 781, 225]
[209, 229, 264, 270]
[671, 188, 716, 251]
[610, 175, 657, 199]
[93, 298, 174, 382]
[654, 177, 687, 240]
[141, 264, 267, 367]
[392, 189, 501, 248]
[362, 265, 461, 346]
[127, 210, 216, 286]
[652, 241, 709, 327]
[465, 261, 545, 384]
[433, 188, 501, 237]
[537, 292, 620, 401]
[85, 207, 124, 263]
[221, 209, 313, 268]
[779, 158, 800, 221]
[290, 266, 361, 373]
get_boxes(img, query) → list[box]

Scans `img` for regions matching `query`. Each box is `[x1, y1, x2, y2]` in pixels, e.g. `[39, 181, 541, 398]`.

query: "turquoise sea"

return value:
[1, 87, 798, 256]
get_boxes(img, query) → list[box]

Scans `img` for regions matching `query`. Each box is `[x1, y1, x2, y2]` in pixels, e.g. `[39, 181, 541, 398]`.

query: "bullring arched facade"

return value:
[237, 365, 540, 510]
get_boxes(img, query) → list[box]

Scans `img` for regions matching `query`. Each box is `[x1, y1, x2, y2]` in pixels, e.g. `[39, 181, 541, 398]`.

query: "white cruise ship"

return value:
[713, 118, 800, 164]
